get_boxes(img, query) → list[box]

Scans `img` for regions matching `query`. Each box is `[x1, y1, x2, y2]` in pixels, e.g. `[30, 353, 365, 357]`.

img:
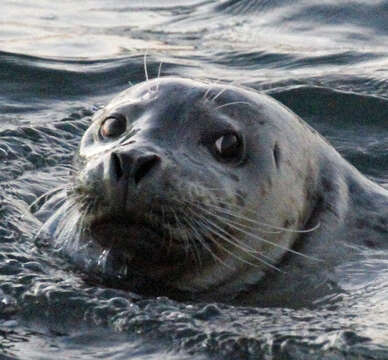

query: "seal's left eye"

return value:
[214, 133, 242, 160]
[100, 115, 126, 139]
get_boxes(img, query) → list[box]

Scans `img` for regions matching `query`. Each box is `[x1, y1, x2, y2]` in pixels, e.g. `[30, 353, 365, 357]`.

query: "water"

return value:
[1, 0, 388, 358]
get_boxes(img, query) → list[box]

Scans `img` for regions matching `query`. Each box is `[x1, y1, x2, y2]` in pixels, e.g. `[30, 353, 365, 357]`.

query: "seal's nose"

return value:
[110, 150, 160, 185]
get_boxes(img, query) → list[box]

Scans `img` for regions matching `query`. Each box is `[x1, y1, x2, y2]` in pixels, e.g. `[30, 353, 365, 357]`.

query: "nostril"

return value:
[111, 152, 124, 179]
[133, 155, 160, 185]
[110, 151, 160, 185]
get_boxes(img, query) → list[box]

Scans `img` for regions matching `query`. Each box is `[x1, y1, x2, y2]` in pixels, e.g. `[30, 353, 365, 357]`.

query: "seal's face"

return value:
[73, 77, 318, 296]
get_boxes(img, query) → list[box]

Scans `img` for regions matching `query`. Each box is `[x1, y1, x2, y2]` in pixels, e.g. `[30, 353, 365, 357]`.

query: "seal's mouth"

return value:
[92, 218, 163, 255]
[90, 216, 189, 277]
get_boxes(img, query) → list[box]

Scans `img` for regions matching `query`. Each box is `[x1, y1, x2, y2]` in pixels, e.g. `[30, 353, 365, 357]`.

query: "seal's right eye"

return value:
[100, 115, 126, 139]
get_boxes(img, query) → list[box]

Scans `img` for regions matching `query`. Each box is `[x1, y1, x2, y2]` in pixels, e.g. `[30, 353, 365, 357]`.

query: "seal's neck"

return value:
[303, 144, 388, 254]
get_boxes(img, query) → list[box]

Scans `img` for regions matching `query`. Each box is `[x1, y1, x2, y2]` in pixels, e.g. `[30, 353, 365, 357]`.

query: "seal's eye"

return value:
[100, 115, 126, 139]
[214, 133, 242, 160]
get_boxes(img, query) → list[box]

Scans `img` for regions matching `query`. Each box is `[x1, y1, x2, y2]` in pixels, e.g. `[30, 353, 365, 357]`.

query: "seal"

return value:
[38, 77, 388, 305]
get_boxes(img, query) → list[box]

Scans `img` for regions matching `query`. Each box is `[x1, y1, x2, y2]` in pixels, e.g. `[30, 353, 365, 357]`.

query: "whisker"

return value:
[29, 186, 68, 212]
[211, 79, 243, 103]
[172, 208, 190, 260]
[50, 200, 80, 249]
[176, 186, 320, 234]
[200, 202, 282, 235]
[193, 214, 279, 271]
[201, 79, 221, 102]
[215, 101, 253, 110]
[157, 61, 163, 80]
[191, 206, 264, 255]
[210, 86, 228, 103]
[157, 61, 163, 93]
[144, 50, 149, 82]
[184, 199, 320, 262]
[189, 208, 281, 271]
[202, 86, 213, 102]
[181, 216, 203, 270]
[225, 217, 281, 234]
[198, 199, 321, 234]
[164, 206, 175, 256]
[190, 217, 236, 271]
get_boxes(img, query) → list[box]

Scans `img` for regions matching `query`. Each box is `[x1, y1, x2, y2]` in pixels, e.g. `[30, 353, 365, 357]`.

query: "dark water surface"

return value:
[1, 0, 388, 359]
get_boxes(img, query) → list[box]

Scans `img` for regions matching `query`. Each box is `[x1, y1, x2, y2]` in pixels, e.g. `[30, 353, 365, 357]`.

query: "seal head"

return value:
[70, 77, 326, 298]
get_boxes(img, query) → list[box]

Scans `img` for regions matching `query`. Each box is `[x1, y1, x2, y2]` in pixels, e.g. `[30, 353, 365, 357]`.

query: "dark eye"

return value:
[100, 115, 126, 139]
[214, 133, 242, 161]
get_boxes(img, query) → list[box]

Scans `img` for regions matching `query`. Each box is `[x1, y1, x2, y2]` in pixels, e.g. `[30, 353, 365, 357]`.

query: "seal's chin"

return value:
[90, 216, 188, 278]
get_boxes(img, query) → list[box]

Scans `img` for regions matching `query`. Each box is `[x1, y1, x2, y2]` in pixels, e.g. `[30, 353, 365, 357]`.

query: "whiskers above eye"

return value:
[201, 79, 252, 108]
[141, 52, 167, 98]
[215, 101, 254, 110]
[144, 50, 149, 82]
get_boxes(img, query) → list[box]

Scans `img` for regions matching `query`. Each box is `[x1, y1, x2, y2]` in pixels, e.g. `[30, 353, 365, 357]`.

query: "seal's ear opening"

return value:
[273, 143, 281, 169]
